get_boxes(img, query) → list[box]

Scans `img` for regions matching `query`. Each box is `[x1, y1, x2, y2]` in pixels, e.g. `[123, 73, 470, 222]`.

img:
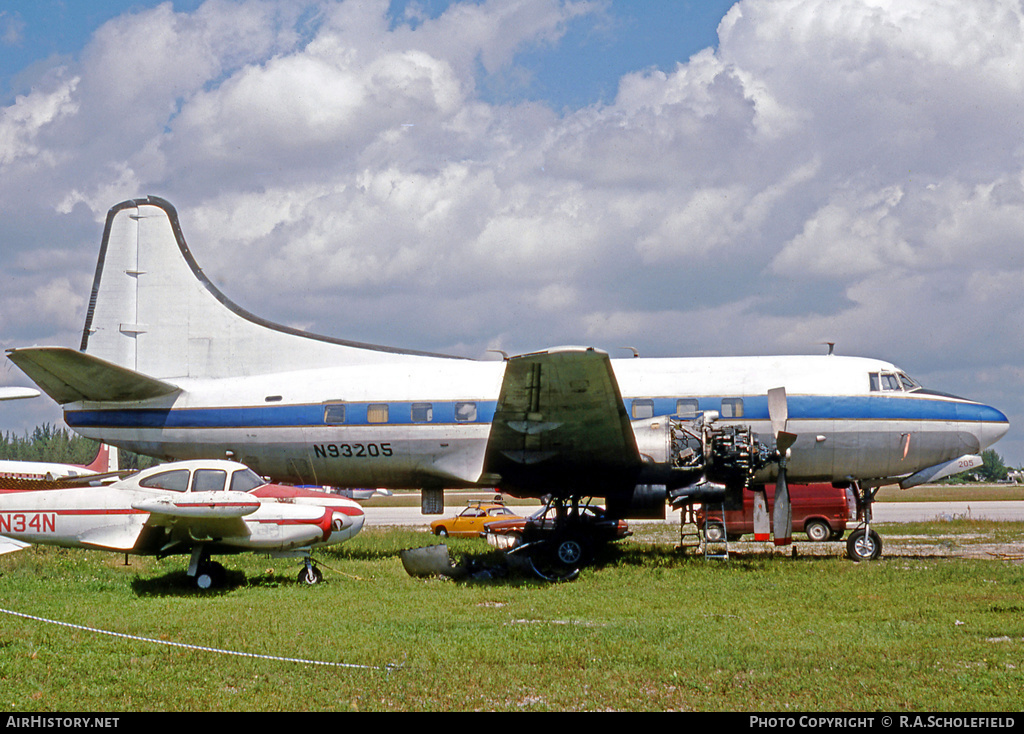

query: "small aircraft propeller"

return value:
[767, 387, 797, 547]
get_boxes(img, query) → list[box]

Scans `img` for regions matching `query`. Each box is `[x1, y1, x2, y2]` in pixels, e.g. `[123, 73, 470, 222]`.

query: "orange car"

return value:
[430, 500, 526, 538]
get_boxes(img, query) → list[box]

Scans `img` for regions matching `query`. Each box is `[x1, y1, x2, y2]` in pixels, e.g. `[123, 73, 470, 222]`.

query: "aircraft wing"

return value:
[483, 347, 643, 496]
[132, 491, 259, 540]
[6, 346, 179, 404]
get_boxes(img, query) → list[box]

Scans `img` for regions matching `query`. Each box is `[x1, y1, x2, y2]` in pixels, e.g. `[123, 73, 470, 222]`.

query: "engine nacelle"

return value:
[606, 483, 669, 520]
[629, 414, 773, 493]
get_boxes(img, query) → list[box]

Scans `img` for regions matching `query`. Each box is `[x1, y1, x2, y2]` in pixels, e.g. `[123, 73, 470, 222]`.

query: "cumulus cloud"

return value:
[3, 0, 1024, 460]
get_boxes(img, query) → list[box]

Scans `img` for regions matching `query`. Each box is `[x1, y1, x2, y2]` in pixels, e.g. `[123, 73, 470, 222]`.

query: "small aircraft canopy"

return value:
[137, 464, 266, 493]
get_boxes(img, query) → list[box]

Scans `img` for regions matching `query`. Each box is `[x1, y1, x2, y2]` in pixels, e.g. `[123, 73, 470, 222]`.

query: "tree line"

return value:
[0, 424, 156, 470]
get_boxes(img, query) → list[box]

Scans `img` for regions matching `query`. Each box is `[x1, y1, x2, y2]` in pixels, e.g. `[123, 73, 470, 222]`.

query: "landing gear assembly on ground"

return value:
[847, 527, 882, 561]
[187, 545, 327, 589]
[513, 533, 591, 582]
[847, 482, 883, 562]
[194, 560, 226, 590]
[509, 497, 607, 581]
[297, 558, 324, 584]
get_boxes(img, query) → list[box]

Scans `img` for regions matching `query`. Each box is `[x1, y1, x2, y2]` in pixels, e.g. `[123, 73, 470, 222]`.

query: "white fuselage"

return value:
[61, 353, 1008, 493]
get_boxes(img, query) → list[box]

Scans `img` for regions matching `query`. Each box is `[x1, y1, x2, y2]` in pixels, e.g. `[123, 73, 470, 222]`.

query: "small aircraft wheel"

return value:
[297, 565, 324, 585]
[805, 519, 831, 542]
[195, 561, 226, 590]
[846, 528, 882, 562]
[704, 522, 726, 543]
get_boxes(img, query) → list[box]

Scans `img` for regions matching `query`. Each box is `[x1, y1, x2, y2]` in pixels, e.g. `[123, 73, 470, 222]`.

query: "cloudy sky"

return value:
[2, 0, 1023, 466]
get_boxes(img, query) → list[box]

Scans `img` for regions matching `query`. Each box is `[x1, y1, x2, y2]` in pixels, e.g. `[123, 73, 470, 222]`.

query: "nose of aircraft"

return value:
[968, 401, 1010, 451]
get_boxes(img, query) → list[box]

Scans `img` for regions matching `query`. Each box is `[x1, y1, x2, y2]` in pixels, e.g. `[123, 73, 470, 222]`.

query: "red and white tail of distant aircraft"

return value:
[0, 443, 122, 490]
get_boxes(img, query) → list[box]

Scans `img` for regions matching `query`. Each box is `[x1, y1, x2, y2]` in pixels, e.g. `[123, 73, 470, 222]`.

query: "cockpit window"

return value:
[139, 469, 190, 492]
[898, 372, 920, 391]
[193, 469, 227, 492]
[230, 468, 266, 493]
[869, 371, 921, 392]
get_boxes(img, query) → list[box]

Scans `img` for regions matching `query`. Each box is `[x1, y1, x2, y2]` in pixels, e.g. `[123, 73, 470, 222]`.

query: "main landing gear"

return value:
[508, 497, 596, 582]
[188, 547, 228, 590]
[187, 546, 325, 589]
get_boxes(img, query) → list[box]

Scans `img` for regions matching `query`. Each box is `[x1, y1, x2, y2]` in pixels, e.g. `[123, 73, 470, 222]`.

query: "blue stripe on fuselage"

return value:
[62, 394, 1007, 429]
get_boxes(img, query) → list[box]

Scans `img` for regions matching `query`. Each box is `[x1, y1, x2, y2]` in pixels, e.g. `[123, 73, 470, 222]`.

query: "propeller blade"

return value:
[776, 430, 797, 454]
[767, 386, 788, 437]
[772, 471, 793, 546]
[753, 489, 770, 541]
[768, 386, 796, 545]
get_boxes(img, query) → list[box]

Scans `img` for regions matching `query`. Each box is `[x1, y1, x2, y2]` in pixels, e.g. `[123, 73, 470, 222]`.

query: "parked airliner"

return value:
[6, 197, 1009, 574]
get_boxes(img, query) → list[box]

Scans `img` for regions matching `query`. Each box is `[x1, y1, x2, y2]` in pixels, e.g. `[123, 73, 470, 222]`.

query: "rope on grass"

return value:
[0, 606, 400, 673]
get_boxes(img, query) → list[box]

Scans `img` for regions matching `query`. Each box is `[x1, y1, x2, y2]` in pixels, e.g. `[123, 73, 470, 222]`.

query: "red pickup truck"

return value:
[696, 483, 858, 542]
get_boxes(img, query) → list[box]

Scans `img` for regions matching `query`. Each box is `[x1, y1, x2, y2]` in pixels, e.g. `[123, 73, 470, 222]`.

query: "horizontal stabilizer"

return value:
[78, 522, 147, 553]
[6, 347, 179, 404]
[0, 536, 30, 555]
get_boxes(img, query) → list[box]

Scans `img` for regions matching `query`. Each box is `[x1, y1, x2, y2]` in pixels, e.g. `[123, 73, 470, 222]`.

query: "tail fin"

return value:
[81, 197, 458, 380]
[84, 443, 119, 473]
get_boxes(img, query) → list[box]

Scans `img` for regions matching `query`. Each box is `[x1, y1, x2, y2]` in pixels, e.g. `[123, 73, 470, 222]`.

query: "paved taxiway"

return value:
[363, 501, 1024, 527]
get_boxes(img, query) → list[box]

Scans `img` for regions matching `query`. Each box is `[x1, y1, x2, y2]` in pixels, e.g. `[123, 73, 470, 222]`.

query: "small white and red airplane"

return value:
[0, 443, 121, 489]
[0, 458, 364, 589]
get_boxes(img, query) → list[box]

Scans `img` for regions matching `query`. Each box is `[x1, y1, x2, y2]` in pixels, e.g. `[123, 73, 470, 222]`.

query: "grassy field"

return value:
[1, 521, 1023, 712]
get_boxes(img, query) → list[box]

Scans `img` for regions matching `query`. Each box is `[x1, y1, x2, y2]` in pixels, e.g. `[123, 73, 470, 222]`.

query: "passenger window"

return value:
[631, 399, 654, 419]
[324, 403, 346, 424]
[139, 469, 190, 492]
[192, 469, 227, 492]
[721, 398, 744, 418]
[411, 402, 433, 422]
[675, 399, 699, 418]
[454, 402, 477, 422]
[367, 404, 389, 423]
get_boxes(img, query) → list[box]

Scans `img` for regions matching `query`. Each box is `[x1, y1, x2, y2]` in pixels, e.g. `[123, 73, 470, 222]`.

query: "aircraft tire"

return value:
[297, 566, 323, 585]
[195, 561, 226, 590]
[846, 528, 882, 562]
